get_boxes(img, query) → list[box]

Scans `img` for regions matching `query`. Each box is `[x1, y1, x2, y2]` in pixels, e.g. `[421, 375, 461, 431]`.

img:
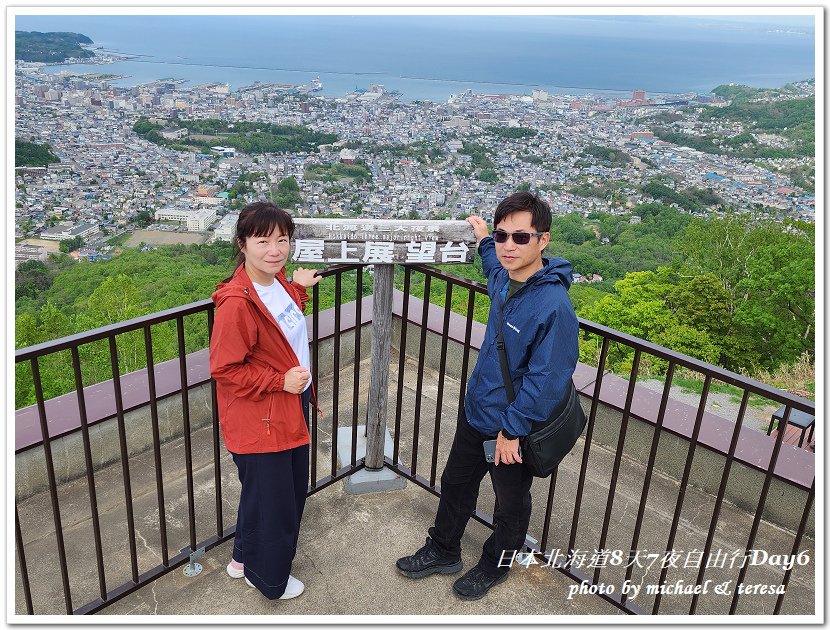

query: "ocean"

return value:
[14, 14, 817, 101]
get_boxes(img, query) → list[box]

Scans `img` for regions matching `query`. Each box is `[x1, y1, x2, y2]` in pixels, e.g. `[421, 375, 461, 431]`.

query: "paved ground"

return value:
[14, 356, 816, 619]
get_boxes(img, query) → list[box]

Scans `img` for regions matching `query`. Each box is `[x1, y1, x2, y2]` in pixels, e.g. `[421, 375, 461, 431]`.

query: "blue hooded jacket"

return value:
[464, 236, 579, 438]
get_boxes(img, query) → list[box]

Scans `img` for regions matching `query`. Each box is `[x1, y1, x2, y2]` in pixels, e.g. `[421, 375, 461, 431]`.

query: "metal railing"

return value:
[389, 265, 815, 616]
[13, 266, 363, 615]
[15, 299, 222, 615]
[14, 263, 815, 616]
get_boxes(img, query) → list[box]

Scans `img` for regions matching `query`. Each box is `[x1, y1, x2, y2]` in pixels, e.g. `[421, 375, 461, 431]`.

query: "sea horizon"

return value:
[15, 14, 817, 102]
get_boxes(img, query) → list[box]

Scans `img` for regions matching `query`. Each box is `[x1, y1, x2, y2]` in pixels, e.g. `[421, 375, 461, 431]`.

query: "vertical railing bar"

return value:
[30, 357, 73, 613]
[206, 307, 224, 538]
[310, 283, 320, 487]
[593, 348, 641, 584]
[331, 273, 342, 477]
[143, 325, 169, 565]
[773, 480, 815, 615]
[688, 388, 751, 613]
[568, 336, 609, 555]
[539, 470, 558, 553]
[410, 273, 432, 475]
[175, 316, 198, 552]
[393, 267, 412, 466]
[620, 361, 676, 605]
[15, 505, 34, 615]
[69, 345, 107, 601]
[351, 269, 363, 467]
[108, 336, 139, 584]
[728, 405, 793, 615]
[652, 375, 712, 614]
[456, 288, 477, 418]
[429, 281, 453, 487]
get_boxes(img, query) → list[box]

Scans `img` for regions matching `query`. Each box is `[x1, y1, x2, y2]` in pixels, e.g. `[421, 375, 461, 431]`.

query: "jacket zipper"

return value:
[263, 393, 274, 436]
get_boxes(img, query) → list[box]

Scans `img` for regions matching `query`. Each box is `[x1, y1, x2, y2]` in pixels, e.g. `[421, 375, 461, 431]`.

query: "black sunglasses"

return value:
[492, 229, 545, 245]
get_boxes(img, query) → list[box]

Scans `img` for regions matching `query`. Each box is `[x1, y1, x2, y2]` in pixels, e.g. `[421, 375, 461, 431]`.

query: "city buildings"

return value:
[13, 62, 815, 266]
[153, 207, 218, 231]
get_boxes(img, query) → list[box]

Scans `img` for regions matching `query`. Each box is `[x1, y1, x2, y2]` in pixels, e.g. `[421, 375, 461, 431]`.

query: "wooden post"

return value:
[365, 264, 393, 470]
[291, 218, 476, 477]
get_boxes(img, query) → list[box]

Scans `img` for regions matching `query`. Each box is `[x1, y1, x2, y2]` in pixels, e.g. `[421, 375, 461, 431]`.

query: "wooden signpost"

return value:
[292, 218, 477, 472]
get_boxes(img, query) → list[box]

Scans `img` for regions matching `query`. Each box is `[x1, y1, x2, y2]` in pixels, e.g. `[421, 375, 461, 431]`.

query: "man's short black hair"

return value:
[493, 192, 552, 232]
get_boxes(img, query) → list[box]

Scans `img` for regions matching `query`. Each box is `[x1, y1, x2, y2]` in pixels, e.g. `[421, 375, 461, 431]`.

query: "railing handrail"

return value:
[15, 266, 814, 414]
[13, 263, 815, 616]
[411, 264, 814, 414]
[15, 299, 215, 362]
[13, 264, 364, 364]
[575, 317, 814, 413]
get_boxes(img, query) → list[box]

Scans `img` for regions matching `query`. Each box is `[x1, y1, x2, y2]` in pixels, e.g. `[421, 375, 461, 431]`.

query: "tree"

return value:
[132, 210, 153, 227]
[552, 213, 593, 245]
[88, 275, 142, 325]
[15, 260, 53, 300]
[15, 139, 60, 167]
[675, 215, 814, 370]
[476, 169, 498, 184]
[59, 236, 84, 253]
[273, 176, 303, 209]
[581, 269, 722, 375]
[277, 176, 300, 193]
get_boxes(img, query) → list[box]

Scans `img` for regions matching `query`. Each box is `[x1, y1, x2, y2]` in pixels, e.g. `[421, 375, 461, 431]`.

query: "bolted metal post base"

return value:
[181, 546, 205, 577]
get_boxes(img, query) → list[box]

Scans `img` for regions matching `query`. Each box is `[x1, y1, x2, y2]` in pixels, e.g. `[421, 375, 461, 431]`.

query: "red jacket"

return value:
[210, 264, 311, 454]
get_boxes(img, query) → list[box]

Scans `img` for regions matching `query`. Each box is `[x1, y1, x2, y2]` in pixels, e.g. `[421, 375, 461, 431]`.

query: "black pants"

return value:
[231, 388, 310, 599]
[428, 411, 534, 577]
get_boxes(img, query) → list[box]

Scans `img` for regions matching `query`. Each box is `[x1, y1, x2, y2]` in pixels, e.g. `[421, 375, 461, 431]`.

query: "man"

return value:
[396, 191, 579, 600]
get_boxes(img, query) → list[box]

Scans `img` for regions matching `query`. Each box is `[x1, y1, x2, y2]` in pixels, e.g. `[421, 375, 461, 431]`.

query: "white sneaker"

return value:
[279, 575, 305, 600]
[245, 575, 305, 600]
[227, 562, 245, 579]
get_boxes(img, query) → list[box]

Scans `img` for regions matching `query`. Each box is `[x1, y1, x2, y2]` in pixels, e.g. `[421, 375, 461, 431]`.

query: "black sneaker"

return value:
[396, 538, 463, 579]
[452, 566, 509, 601]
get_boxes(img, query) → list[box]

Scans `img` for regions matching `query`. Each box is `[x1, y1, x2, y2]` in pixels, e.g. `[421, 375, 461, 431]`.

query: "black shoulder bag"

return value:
[495, 310, 587, 478]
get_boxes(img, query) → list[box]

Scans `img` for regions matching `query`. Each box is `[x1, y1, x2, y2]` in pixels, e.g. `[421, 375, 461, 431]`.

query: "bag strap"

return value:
[496, 299, 516, 403]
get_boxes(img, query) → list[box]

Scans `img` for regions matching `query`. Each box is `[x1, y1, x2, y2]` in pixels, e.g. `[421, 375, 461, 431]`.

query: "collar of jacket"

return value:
[496, 258, 548, 304]
[222, 264, 292, 335]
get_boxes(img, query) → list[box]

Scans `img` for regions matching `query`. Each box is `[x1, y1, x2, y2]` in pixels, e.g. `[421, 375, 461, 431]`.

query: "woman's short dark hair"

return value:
[493, 192, 552, 232]
[231, 201, 294, 267]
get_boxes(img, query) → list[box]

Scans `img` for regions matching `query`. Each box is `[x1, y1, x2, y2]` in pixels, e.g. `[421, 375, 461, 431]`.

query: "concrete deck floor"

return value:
[14, 355, 816, 619]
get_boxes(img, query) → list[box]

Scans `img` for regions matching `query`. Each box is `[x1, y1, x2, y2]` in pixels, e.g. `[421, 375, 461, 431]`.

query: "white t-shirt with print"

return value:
[252, 279, 311, 392]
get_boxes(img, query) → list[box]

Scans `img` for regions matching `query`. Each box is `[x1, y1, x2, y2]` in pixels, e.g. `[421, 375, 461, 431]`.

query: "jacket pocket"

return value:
[226, 396, 270, 449]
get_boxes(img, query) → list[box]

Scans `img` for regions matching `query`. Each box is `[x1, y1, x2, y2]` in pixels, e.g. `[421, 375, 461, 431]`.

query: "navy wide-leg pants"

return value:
[231, 389, 310, 599]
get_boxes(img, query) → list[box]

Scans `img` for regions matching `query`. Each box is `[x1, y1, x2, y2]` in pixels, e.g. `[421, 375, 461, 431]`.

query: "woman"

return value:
[210, 201, 321, 600]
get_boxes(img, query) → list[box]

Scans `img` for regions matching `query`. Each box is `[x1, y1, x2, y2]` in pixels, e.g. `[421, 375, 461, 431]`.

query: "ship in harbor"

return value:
[310, 75, 322, 91]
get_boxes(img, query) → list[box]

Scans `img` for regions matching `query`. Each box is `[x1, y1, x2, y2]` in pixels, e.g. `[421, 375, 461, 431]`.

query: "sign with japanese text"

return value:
[291, 218, 476, 265]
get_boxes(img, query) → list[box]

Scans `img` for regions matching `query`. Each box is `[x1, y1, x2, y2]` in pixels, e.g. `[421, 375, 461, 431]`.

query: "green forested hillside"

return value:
[133, 116, 338, 154]
[545, 203, 692, 288]
[582, 215, 814, 375]
[701, 96, 815, 156]
[15, 31, 94, 62]
[14, 208, 814, 408]
[14, 242, 358, 408]
[16, 139, 60, 167]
